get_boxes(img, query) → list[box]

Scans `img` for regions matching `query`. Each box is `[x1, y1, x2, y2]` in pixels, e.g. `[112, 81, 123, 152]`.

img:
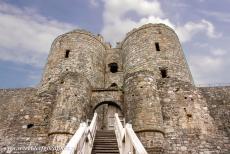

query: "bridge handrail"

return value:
[114, 113, 148, 154]
[114, 113, 125, 151]
[61, 113, 97, 154]
[87, 112, 97, 146]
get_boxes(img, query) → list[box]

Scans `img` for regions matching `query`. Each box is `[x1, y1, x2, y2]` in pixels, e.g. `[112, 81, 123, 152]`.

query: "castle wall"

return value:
[39, 30, 107, 92]
[199, 86, 230, 151]
[0, 88, 54, 153]
[157, 78, 229, 153]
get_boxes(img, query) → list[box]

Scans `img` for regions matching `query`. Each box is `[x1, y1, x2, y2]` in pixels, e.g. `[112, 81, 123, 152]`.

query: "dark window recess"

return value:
[187, 114, 192, 118]
[27, 124, 34, 129]
[110, 83, 118, 87]
[65, 50, 70, 58]
[160, 69, 167, 78]
[108, 63, 118, 73]
[155, 42, 160, 51]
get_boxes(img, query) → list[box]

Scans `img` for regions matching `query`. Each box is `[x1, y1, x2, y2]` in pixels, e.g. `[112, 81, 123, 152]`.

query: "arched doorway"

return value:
[94, 101, 123, 130]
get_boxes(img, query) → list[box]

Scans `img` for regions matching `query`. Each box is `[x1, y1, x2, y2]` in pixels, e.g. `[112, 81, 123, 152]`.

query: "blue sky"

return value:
[0, 0, 230, 88]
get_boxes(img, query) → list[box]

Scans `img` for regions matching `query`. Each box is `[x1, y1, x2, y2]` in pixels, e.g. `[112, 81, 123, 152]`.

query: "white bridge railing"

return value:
[61, 113, 97, 154]
[114, 113, 148, 154]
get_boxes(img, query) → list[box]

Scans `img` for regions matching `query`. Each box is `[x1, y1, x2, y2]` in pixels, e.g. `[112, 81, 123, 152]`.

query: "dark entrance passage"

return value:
[94, 102, 123, 130]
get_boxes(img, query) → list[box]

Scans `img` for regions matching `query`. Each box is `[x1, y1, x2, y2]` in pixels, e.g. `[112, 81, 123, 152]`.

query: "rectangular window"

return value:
[155, 42, 160, 51]
[108, 63, 118, 73]
[65, 50, 70, 58]
[160, 69, 167, 78]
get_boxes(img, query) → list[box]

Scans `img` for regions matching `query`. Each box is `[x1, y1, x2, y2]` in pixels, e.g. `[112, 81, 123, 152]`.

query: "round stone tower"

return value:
[39, 29, 107, 92]
[38, 30, 108, 147]
[123, 71, 165, 153]
[121, 24, 164, 153]
[121, 23, 193, 153]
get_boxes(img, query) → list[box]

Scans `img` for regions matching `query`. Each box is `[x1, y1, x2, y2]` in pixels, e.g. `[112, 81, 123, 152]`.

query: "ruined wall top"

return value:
[51, 29, 111, 49]
[121, 23, 177, 47]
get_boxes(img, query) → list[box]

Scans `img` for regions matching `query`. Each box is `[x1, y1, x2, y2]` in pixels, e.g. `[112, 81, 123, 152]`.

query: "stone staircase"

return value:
[92, 130, 119, 154]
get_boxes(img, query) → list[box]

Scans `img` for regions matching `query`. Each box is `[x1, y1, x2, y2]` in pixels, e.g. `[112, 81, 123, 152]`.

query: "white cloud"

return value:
[210, 48, 227, 56]
[190, 55, 223, 74]
[103, 0, 163, 21]
[0, 2, 75, 67]
[200, 10, 230, 23]
[101, 16, 173, 45]
[101, 0, 170, 44]
[176, 20, 221, 43]
[189, 48, 229, 84]
[100, 0, 220, 45]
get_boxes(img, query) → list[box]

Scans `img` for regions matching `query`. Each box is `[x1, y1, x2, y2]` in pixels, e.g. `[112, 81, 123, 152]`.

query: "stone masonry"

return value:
[0, 23, 229, 154]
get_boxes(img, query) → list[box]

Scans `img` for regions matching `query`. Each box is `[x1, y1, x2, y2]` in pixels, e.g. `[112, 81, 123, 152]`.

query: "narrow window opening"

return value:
[174, 87, 180, 92]
[65, 50, 70, 58]
[27, 124, 34, 129]
[110, 83, 118, 88]
[187, 114, 192, 118]
[108, 63, 118, 73]
[155, 42, 160, 51]
[160, 69, 167, 78]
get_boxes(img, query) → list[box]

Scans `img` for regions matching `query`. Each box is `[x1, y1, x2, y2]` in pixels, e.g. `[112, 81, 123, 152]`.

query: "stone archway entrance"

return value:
[94, 102, 123, 130]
